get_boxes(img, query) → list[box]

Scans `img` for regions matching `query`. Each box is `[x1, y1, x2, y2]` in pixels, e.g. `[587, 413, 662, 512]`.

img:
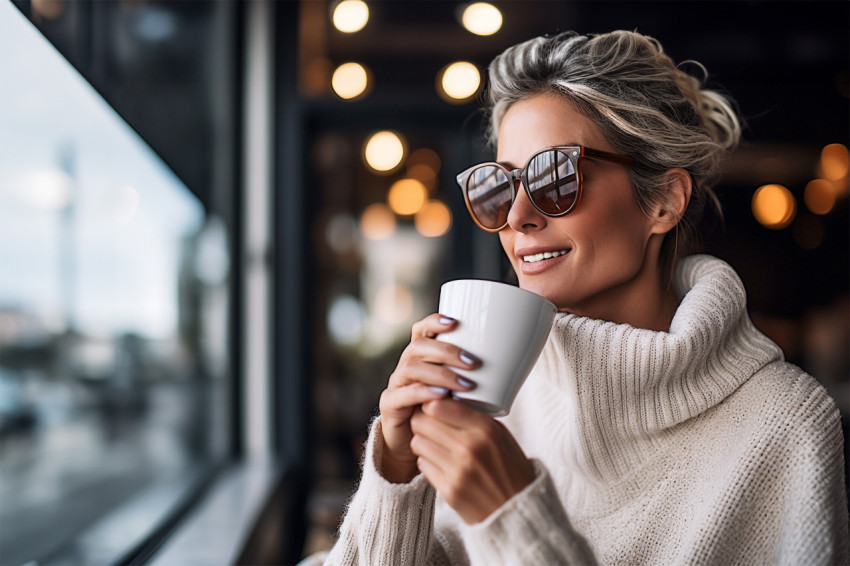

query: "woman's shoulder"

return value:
[729, 360, 843, 444]
[686, 361, 845, 497]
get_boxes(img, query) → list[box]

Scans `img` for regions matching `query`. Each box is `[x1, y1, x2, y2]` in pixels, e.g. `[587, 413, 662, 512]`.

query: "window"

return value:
[0, 4, 230, 564]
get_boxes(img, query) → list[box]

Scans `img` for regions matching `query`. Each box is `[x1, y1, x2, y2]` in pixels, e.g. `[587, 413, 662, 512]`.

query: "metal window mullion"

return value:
[241, 0, 274, 460]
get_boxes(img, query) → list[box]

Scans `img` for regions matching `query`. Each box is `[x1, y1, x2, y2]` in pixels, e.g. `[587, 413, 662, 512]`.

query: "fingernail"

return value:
[456, 376, 476, 389]
[439, 315, 455, 325]
[458, 350, 480, 366]
[429, 386, 450, 396]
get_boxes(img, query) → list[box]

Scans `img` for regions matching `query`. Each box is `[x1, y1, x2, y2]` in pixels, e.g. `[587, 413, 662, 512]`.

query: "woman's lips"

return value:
[518, 248, 571, 274]
[522, 249, 569, 263]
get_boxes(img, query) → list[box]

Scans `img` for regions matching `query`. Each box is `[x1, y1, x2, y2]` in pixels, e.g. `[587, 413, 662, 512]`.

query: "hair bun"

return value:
[675, 61, 741, 152]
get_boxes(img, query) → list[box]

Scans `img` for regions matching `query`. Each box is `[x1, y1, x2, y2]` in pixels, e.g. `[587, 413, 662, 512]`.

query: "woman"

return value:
[314, 30, 849, 564]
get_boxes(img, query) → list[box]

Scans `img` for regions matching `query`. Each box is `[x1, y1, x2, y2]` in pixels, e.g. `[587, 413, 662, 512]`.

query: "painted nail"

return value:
[458, 350, 480, 366]
[456, 376, 476, 389]
[439, 315, 455, 325]
[429, 386, 450, 396]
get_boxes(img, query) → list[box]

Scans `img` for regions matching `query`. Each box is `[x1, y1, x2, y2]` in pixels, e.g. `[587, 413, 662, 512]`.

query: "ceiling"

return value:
[306, 0, 848, 145]
[14, 0, 850, 315]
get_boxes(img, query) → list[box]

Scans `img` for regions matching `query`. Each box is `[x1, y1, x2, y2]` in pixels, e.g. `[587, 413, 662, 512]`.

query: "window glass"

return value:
[0, 4, 229, 564]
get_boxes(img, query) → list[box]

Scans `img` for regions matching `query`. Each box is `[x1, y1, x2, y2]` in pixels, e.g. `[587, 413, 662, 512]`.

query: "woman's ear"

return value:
[649, 168, 692, 235]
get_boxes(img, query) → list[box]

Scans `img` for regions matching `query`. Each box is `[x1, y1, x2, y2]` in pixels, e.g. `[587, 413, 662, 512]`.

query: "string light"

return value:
[363, 131, 406, 173]
[460, 2, 502, 36]
[804, 179, 837, 215]
[387, 179, 428, 216]
[360, 202, 396, 240]
[332, 0, 369, 33]
[438, 61, 481, 103]
[414, 200, 452, 237]
[819, 143, 849, 181]
[752, 184, 796, 229]
[331, 62, 370, 100]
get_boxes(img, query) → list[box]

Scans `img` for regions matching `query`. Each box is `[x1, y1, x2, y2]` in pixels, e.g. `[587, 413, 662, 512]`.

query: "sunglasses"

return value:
[456, 145, 636, 232]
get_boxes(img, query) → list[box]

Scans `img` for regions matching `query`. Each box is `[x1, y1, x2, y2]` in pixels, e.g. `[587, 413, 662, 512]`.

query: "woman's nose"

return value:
[505, 180, 545, 232]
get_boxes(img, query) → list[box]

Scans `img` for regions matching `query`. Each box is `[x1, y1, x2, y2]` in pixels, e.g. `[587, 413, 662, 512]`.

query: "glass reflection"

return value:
[0, 4, 228, 565]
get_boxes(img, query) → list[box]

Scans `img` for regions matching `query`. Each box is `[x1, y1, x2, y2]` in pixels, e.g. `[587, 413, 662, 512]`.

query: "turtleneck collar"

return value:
[505, 255, 783, 487]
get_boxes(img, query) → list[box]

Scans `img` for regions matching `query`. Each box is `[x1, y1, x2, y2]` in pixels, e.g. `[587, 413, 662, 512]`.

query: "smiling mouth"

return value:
[522, 249, 570, 263]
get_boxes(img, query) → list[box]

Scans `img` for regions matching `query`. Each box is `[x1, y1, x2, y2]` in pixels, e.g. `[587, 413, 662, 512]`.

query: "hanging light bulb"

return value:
[332, 0, 369, 33]
[752, 184, 796, 229]
[331, 62, 370, 100]
[437, 61, 481, 103]
[460, 2, 502, 36]
[363, 131, 406, 173]
[387, 179, 428, 216]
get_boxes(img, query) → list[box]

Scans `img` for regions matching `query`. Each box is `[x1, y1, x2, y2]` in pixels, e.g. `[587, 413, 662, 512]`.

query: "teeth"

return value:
[523, 249, 569, 263]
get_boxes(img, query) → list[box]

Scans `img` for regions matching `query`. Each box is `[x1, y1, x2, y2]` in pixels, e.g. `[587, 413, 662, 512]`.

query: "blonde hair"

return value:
[486, 30, 741, 273]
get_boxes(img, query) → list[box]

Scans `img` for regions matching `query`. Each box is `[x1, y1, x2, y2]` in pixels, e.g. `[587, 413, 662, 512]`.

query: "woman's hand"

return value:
[379, 314, 480, 484]
[410, 399, 536, 524]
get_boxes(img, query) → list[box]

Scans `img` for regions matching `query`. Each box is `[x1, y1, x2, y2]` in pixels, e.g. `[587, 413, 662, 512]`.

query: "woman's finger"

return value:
[410, 400, 462, 438]
[389, 347, 479, 390]
[409, 428, 453, 467]
[404, 336, 481, 370]
[420, 396, 489, 430]
[411, 313, 458, 339]
[380, 382, 452, 419]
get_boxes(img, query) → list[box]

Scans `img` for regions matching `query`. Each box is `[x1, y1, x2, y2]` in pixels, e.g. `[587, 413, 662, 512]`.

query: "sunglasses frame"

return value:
[456, 145, 637, 232]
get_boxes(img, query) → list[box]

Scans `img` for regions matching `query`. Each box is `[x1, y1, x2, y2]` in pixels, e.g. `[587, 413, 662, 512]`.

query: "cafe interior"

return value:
[0, 1, 847, 564]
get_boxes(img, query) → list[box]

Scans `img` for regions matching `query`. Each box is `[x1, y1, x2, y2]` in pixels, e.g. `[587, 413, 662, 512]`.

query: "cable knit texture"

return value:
[316, 255, 849, 566]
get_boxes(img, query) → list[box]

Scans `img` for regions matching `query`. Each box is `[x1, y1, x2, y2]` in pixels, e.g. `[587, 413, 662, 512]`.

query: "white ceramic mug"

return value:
[436, 279, 557, 416]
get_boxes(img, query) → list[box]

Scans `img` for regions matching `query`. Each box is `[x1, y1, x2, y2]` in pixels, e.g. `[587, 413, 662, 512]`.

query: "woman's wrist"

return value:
[380, 449, 419, 484]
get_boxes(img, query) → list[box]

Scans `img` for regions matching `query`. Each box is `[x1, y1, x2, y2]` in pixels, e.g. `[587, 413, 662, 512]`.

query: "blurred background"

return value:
[0, 1, 847, 564]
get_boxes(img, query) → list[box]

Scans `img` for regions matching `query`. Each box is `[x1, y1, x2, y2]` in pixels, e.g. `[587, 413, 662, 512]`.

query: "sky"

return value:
[0, 1, 204, 340]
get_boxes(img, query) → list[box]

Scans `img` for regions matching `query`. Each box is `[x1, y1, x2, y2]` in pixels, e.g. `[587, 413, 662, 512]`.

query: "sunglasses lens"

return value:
[466, 165, 512, 230]
[525, 149, 578, 215]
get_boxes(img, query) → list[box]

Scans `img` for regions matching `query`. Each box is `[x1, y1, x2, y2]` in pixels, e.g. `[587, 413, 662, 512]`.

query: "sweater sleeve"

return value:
[686, 368, 850, 566]
[323, 417, 447, 566]
[323, 420, 599, 566]
[459, 459, 598, 565]
[771, 377, 849, 565]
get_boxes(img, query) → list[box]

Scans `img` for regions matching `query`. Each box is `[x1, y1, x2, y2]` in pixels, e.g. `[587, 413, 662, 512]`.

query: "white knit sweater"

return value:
[318, 255, 849, 565]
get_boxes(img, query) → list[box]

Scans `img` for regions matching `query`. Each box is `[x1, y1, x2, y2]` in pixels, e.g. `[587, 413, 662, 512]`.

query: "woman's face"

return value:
[496, 92, 665, 321]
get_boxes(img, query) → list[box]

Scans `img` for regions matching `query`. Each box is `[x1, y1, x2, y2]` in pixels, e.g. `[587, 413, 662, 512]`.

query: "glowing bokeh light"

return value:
[407, 163, 437, 191]
[820, 143, 849, 181]
[414, 200, 452, 237]
[407, 148, 441, 191]
[387, 178, 428, 216]
[328, 295, 365, 346]
[332, 0, 369, 33]
[374, 284, 414, 325]
[439, 61, 481, 102]
[360, 202, 396, 240]
[32, 0, 65, 19]
[804, 179, 837, 215]
[461, 2, 502, 36]
[331, 62, 369, 100]
[325, 213, 358, 254]
[752, 184, 796, 229]
[18, 169, 73, 209]
[407, 147, 441, 173]
[363, 131, 405, 173]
